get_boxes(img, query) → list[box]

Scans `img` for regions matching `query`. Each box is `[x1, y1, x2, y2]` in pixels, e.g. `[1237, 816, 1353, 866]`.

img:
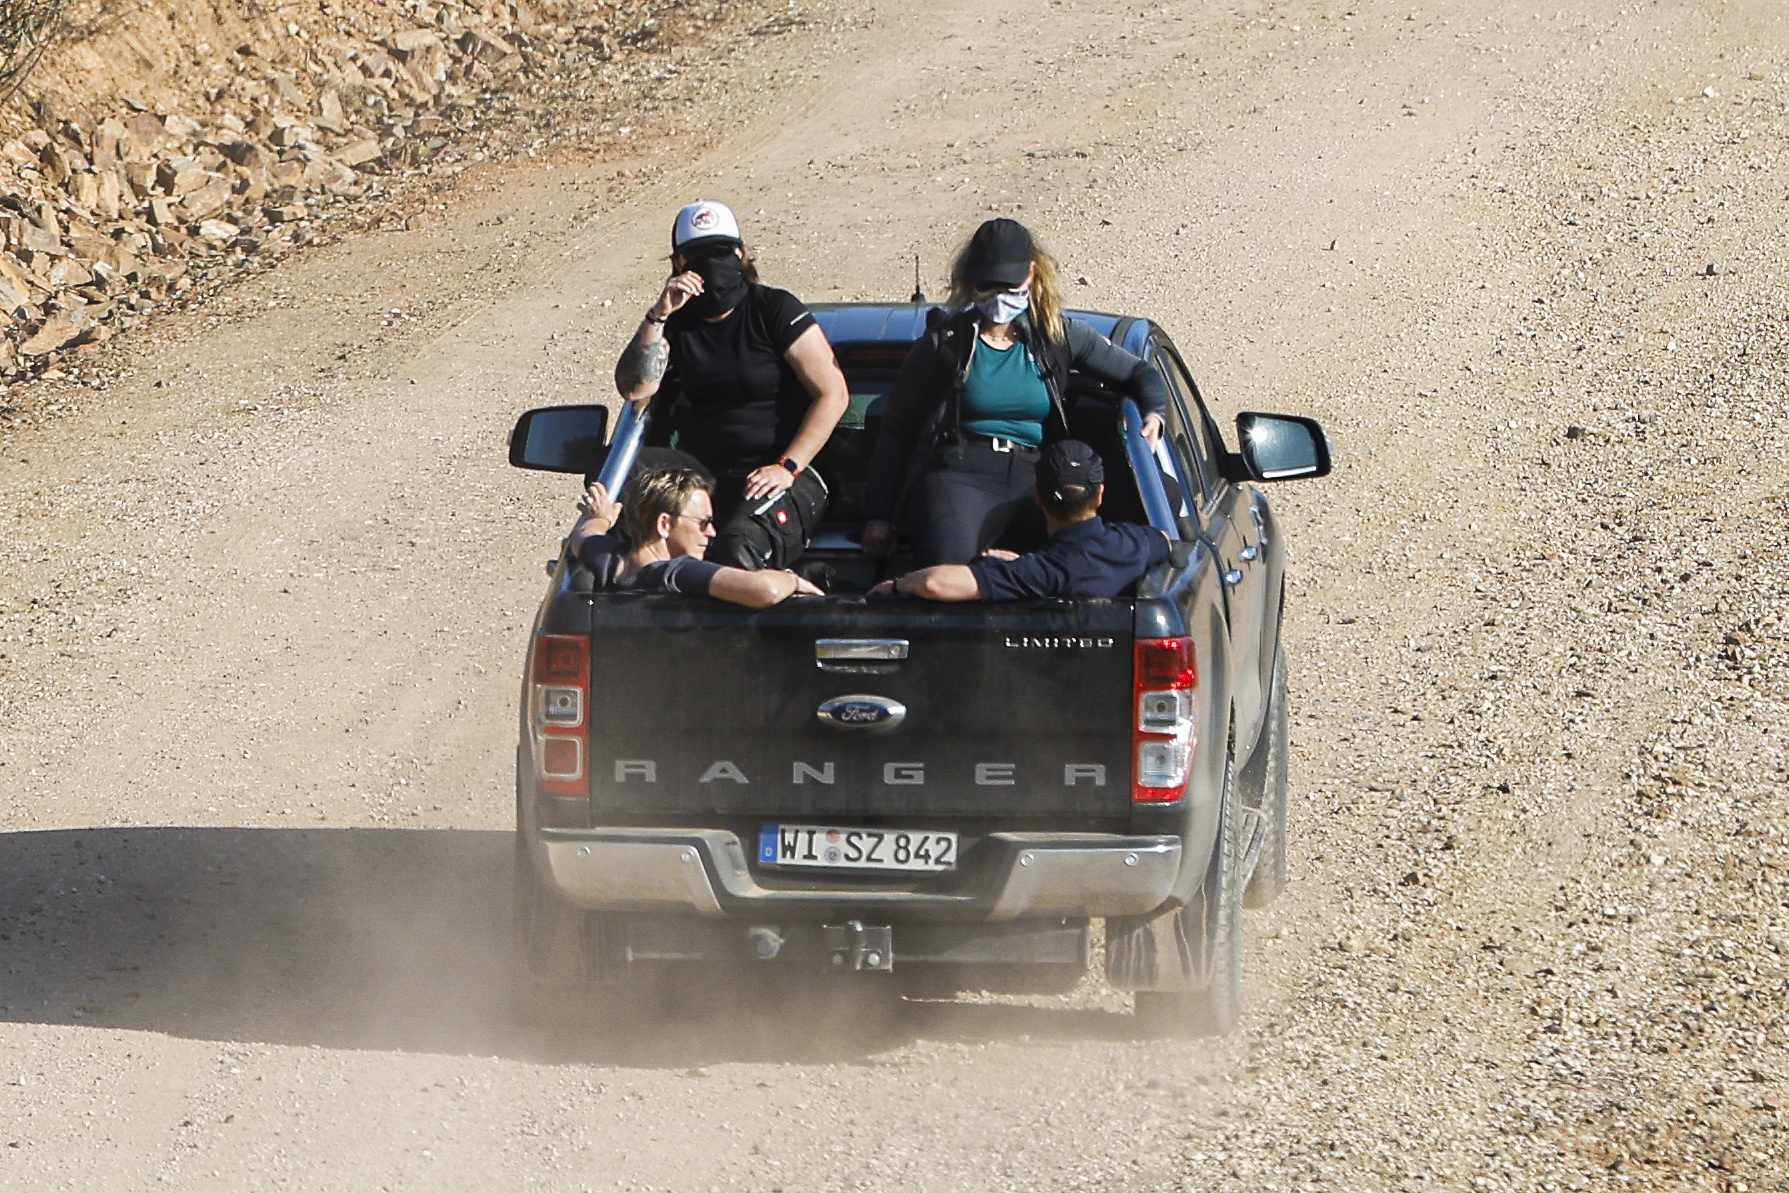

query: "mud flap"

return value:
[1105, 901, 1198, 992]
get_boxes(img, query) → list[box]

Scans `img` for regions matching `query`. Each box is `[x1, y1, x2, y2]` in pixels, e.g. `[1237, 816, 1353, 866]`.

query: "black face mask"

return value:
[684, 251, 748, 317]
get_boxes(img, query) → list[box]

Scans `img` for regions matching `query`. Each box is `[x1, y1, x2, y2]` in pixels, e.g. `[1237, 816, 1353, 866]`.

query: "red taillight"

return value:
[1135, 636, 1195, 689]
[536, 635, 585, 683]
[532, 632, 589, 797]
[1133, 636, 1197, 804]
[540, 735, 583, 776]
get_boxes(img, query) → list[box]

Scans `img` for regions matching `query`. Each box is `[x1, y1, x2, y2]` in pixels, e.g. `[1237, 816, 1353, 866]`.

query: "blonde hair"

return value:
[620, 468, 712, 545]
[947, 226, 1065, 343]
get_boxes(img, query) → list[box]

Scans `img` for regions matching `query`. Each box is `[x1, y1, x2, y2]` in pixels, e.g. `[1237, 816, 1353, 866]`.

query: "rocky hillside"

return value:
[0, 0, 725, 382]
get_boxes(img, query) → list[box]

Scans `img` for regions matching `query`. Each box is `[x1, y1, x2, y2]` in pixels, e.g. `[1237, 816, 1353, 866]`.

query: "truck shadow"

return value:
[0, 827, 1135, 1065]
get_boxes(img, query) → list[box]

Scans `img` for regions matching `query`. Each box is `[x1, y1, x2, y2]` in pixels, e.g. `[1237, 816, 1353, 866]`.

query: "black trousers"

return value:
[913, 440, 1047, 566]
[706, 468, 831, 570]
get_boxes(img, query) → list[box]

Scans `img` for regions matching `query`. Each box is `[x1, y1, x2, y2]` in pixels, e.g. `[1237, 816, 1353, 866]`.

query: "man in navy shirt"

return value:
[869, 440, 1169, 602]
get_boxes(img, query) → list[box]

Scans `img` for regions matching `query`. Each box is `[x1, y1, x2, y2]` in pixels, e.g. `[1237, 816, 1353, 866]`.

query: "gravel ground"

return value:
[0, 0, 1787, 1190]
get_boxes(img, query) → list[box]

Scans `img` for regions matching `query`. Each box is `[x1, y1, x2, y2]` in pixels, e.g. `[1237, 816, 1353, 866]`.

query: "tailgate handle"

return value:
[816, 638, 908, 673]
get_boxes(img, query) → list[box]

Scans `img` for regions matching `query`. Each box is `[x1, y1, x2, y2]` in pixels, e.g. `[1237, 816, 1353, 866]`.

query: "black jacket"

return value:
[864, 308, 1168, 523]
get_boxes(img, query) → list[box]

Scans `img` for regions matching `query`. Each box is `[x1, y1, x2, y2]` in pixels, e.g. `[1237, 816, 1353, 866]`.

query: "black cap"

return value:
[1037, 439, 1105, 495]
[963, 218, 1034, 289]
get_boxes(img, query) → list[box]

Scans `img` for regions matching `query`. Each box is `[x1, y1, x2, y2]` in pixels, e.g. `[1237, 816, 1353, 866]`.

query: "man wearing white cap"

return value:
[614, 200, 849, 569]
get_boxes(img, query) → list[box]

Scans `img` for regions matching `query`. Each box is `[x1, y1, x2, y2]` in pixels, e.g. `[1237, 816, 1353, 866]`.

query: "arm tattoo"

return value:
[616, 338, 670, 395]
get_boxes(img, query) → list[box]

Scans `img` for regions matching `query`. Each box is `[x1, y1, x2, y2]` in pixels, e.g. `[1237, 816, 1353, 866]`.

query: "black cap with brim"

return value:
[963, 218, 1034, 289]
[1037, 439, 1105, 494]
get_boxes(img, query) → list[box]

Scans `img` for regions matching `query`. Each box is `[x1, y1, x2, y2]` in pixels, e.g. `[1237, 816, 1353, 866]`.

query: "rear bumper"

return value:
[534, 827, 1181, 921]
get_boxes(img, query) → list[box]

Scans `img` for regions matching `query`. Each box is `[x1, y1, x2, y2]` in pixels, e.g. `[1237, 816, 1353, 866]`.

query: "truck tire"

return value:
[1242, 644, 1289, 909]
[512, 830, 585, 1028]
[511, 831, 642, 1029]
[1132, 748, 1244, 1038]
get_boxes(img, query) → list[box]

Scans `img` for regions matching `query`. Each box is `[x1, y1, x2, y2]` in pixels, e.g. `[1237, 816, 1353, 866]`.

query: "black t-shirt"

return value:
[576, 534, 721, 596]
[663, 284, 818, 474]
[968, 517, 1170, 600]
[625, 555, 721, 596]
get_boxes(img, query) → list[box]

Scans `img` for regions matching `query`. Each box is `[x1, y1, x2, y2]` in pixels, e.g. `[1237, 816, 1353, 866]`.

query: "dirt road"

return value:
[3, 0, 1788, 1188]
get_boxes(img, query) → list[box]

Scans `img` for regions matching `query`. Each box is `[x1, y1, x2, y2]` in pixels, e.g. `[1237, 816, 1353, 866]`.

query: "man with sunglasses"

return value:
[568, 468, 822, 607]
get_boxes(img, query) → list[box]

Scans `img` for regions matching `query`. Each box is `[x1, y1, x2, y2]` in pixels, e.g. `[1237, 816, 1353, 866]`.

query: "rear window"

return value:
[812, 343, 1153, 532]
[811, 364, 898, 525]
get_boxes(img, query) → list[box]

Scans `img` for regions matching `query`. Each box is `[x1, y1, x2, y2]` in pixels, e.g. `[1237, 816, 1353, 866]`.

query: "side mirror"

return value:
[508, 405, 611, 473]
[1234, 412, 1332, 482]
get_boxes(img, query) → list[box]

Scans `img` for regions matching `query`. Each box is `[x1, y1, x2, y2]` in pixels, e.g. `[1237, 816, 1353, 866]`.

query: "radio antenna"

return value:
[909, 254, 926, 304]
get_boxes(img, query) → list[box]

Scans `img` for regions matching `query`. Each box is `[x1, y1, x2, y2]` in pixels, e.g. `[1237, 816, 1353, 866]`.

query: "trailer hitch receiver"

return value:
[823, 920, 893, 971]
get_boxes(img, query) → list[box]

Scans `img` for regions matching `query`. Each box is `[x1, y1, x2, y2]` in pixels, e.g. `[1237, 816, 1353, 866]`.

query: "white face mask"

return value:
[976, 287, 1031, 325]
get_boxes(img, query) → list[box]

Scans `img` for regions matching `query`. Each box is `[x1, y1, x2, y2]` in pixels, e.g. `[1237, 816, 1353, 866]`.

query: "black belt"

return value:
[951, 433, 1040, 454]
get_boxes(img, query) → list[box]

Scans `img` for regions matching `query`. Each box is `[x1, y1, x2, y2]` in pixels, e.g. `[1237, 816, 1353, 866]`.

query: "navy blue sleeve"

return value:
[969, 523, 1169, 600]
[968, 545, 1073, 601]
[1105, 524, 1171, 593]
[1142, 526, 1171, 568]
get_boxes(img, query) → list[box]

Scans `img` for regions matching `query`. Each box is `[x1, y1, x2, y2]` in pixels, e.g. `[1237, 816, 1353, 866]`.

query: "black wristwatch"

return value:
[778, 457, 802, 476]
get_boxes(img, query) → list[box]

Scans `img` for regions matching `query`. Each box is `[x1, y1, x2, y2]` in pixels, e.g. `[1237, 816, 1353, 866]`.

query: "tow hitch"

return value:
[824, 921, 894, 971]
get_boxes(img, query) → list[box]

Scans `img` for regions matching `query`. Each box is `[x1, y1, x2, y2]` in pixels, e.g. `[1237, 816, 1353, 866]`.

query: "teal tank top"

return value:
[961, 339, 1050, 446]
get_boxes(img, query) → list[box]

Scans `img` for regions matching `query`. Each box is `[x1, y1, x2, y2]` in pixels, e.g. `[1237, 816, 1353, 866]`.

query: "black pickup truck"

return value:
[507, 305, 1330, 1036]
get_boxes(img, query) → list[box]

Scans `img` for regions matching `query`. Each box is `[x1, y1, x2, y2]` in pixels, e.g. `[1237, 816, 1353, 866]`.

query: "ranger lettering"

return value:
[602, 759, 1122, 787]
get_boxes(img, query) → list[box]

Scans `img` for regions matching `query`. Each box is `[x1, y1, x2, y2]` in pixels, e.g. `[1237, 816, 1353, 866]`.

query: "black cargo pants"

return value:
[912, 438, 1047, 567]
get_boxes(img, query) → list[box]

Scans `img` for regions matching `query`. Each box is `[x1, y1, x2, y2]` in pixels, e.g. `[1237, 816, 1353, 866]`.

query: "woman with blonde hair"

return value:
[862, 218, 1167, 565]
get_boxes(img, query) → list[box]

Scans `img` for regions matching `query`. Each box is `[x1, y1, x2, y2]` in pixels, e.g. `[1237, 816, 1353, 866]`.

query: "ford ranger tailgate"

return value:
[582, 598, 1134, 821]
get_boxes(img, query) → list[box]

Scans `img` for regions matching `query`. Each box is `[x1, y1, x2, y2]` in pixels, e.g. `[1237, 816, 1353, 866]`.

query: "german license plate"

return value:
[759, 824, 957, 872]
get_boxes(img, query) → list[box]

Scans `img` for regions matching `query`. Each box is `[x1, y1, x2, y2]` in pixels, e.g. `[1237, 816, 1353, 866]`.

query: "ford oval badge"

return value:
[816, 694, 907, 733]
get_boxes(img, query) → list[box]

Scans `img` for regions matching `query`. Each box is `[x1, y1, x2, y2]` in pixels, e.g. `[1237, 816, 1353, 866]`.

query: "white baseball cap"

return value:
[672, 200, 743, 252]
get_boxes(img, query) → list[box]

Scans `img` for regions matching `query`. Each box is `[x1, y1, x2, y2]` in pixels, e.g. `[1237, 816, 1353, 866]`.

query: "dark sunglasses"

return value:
[678, 245, 737, 265]
[673, 513, 716, 532]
